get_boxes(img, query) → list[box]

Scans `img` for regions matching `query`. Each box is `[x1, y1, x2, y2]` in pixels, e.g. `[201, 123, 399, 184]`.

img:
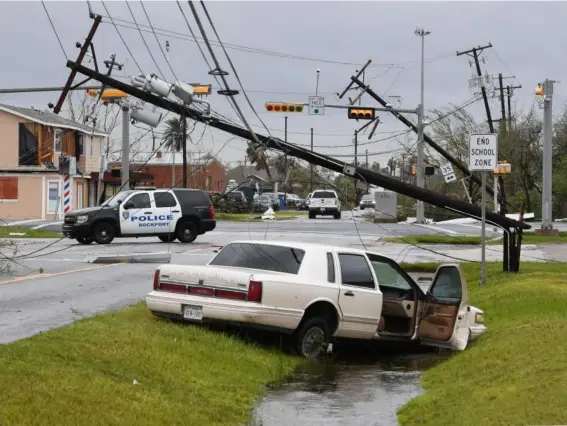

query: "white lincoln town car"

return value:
[146, 240, 486, 358]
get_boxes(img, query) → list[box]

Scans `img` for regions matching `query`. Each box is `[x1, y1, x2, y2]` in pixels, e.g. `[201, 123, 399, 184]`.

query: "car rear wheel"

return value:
[293, 316, 332, 359]
[308, 211, 315, 219]
[334, 211, 341, 219]
[176, 221, 198, 243]
[76, 236, 94, 244]
[93, 222, 115, 244]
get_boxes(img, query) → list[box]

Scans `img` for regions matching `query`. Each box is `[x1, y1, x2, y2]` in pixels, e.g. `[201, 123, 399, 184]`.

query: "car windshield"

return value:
[101, 191, 133, 207]
[362, 194, 374, 201]
[313, 191, 336, 198]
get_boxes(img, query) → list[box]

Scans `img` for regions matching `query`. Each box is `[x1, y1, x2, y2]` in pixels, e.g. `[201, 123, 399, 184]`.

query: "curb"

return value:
[84, 252, 172, 264]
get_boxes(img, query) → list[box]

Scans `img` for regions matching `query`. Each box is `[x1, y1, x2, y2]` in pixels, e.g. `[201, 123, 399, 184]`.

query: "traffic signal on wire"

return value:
[348, 107, 375, 120]
[265, 102, 304, 113]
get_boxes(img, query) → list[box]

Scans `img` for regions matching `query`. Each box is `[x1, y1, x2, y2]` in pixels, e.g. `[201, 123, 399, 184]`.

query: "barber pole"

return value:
[63, 174, 71, 213]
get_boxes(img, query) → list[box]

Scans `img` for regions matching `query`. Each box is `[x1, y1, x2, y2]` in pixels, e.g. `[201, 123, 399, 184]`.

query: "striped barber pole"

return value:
[63, 174, 71, 213]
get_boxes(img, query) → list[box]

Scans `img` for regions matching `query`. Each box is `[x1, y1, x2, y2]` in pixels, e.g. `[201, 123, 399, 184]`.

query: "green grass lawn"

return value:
[384, 231, 567, 245]
[0, 226, 62, 239]
[0, 304, 301, 426]
[215, 211, 307, 222]
[398, 262, 567, 426]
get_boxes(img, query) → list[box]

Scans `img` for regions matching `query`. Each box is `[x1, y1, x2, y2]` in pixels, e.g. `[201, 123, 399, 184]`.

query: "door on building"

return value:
[47, 181, 60, 214]
[77, 183, 83, 209]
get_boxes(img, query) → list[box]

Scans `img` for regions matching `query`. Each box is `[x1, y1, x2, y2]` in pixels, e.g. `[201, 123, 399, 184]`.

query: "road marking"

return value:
[32, 221, 62, 229]
[0, 263, 123, 285]
[4, 220, 43, 227]
[415, 224, 461, 235]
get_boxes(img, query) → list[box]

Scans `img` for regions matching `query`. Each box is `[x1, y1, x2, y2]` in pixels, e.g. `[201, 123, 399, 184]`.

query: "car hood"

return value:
[66, 206, 110, 216]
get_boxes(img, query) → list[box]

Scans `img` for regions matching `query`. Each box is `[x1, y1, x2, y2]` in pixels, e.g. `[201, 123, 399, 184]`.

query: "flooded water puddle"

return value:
[253, 348, 450, 426]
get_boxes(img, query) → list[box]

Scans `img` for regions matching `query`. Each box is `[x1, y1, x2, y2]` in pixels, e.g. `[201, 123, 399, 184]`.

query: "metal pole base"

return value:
[535, 228, 559, 236]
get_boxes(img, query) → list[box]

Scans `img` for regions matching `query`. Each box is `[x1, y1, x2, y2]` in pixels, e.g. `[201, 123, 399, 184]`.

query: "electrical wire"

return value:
[138, 0, 179, 82]
[125, 1, 167, 79]
[100, 0, 144, 74]
[41, 1, 67, 60]
[198, 0, 273, 138]
[94, 13, 457, 69]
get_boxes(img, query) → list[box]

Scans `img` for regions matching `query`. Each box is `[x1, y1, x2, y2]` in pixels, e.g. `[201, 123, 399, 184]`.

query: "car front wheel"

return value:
[293, 317, 332, 359]
[93, 222, 115, 244]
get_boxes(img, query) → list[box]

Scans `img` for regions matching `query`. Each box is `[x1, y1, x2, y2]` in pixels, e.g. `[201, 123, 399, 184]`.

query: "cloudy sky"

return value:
[1, 0, 566, 170]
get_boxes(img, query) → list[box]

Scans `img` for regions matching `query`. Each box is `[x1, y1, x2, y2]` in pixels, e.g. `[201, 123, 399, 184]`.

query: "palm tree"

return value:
[161, 117, 187, 152]
[245, 141, 273, 182]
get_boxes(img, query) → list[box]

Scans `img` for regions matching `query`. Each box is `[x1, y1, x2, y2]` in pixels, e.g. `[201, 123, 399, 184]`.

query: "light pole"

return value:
[415, 27, 431, 224]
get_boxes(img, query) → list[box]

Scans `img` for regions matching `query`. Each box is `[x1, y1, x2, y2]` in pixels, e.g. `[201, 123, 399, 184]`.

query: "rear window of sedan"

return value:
[209, 243, 305, 274]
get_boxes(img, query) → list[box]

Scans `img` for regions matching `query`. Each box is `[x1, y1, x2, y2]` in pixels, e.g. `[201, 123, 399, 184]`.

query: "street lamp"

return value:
[414, 27, 431, 224]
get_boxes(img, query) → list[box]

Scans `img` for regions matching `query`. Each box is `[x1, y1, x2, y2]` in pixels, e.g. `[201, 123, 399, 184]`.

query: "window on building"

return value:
[18, 124, 39, 166]
[206, 176, 212, 190]
[0, 177, 18, 200]
[54, 129, 62, 154]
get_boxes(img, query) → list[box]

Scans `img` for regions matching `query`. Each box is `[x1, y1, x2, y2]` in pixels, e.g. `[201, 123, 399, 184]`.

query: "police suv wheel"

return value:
[76, 236, 94, 245]
[176, 221, 198, 243]
[93, 222, 115, 244]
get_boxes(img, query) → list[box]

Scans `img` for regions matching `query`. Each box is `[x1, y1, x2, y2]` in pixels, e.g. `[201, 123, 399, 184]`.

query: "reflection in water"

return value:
[253, 353, 449, 426]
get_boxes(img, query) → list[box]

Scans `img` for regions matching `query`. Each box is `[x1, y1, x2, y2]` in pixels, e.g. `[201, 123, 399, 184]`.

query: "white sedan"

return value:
[146, 240, 487, 358]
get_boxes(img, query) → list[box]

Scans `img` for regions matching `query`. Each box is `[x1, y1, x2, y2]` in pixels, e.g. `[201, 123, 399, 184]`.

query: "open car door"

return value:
[418, 264, 470, 351]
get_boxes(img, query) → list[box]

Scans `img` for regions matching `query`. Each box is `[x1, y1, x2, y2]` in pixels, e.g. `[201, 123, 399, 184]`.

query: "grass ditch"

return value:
[385, 231, 567, 245]
[215, 211, 307, 222]
[398, 261, 567, 426]
[0, 226, 62, 239]
[0, 304, 301, 426]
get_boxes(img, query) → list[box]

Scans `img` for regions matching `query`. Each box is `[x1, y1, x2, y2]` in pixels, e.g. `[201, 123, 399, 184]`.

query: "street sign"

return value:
[308, 96, 324, 116]
[440, 162, 456, 183]
[469, 133, 498, 171]
[468, 133, 498, 286]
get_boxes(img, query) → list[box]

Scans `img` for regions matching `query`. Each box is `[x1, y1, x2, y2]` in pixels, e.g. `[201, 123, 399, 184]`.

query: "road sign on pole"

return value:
[468, 133, 498, 171]
[469, 133, 498, 286]
[440, 161, 456, 183]
[308, 96, 324, 115]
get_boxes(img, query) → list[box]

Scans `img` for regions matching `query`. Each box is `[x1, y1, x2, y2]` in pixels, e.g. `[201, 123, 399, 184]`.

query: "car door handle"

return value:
[143, 211, 152, 214]
[172, 210, 180, 213]
[344, 291, 354, 297]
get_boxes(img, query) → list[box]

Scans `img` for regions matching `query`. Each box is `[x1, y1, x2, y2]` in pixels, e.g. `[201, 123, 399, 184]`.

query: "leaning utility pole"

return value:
[52, 14, 102, 114]
[536, 80, 558, 236]
[414, 27, 431, 224]
[498, 73, 507, 134]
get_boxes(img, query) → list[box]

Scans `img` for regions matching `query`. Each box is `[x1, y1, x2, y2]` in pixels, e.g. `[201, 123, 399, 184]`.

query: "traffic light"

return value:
[348, 107, 375, 120]
[265, 102, 304, 113]
[411, 165, 435, 176]
[535, 84, 544, 97]
[189, 84, 212, 96]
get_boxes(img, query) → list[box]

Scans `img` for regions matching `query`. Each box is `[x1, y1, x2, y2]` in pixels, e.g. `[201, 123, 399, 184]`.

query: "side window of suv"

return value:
[126, 193, 151, 209]
[155, 191, 177, 208]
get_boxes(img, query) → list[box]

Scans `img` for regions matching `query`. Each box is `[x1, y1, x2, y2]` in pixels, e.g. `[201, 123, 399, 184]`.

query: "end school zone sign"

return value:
[469, 133, 498, 171]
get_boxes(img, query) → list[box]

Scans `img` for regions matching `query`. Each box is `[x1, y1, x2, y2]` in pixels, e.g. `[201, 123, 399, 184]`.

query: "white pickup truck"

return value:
[308, 189, 341, 219]
[146, 240, 486, 358]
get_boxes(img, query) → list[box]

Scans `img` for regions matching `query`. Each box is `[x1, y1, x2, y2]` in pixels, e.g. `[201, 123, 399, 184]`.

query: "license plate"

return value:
[183, 305, 203, 321]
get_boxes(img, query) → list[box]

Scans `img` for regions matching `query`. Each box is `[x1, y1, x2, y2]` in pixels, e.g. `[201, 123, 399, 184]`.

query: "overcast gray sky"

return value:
[1, 0, 566, 169]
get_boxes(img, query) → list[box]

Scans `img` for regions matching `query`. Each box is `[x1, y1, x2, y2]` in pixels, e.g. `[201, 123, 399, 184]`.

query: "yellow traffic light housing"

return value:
[189, 84, 212, 97]
[86, 88, 128, 102]
[535, 85, 544, 97]
[348, 107, 375, 120]
[265, 102, 304, 113]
